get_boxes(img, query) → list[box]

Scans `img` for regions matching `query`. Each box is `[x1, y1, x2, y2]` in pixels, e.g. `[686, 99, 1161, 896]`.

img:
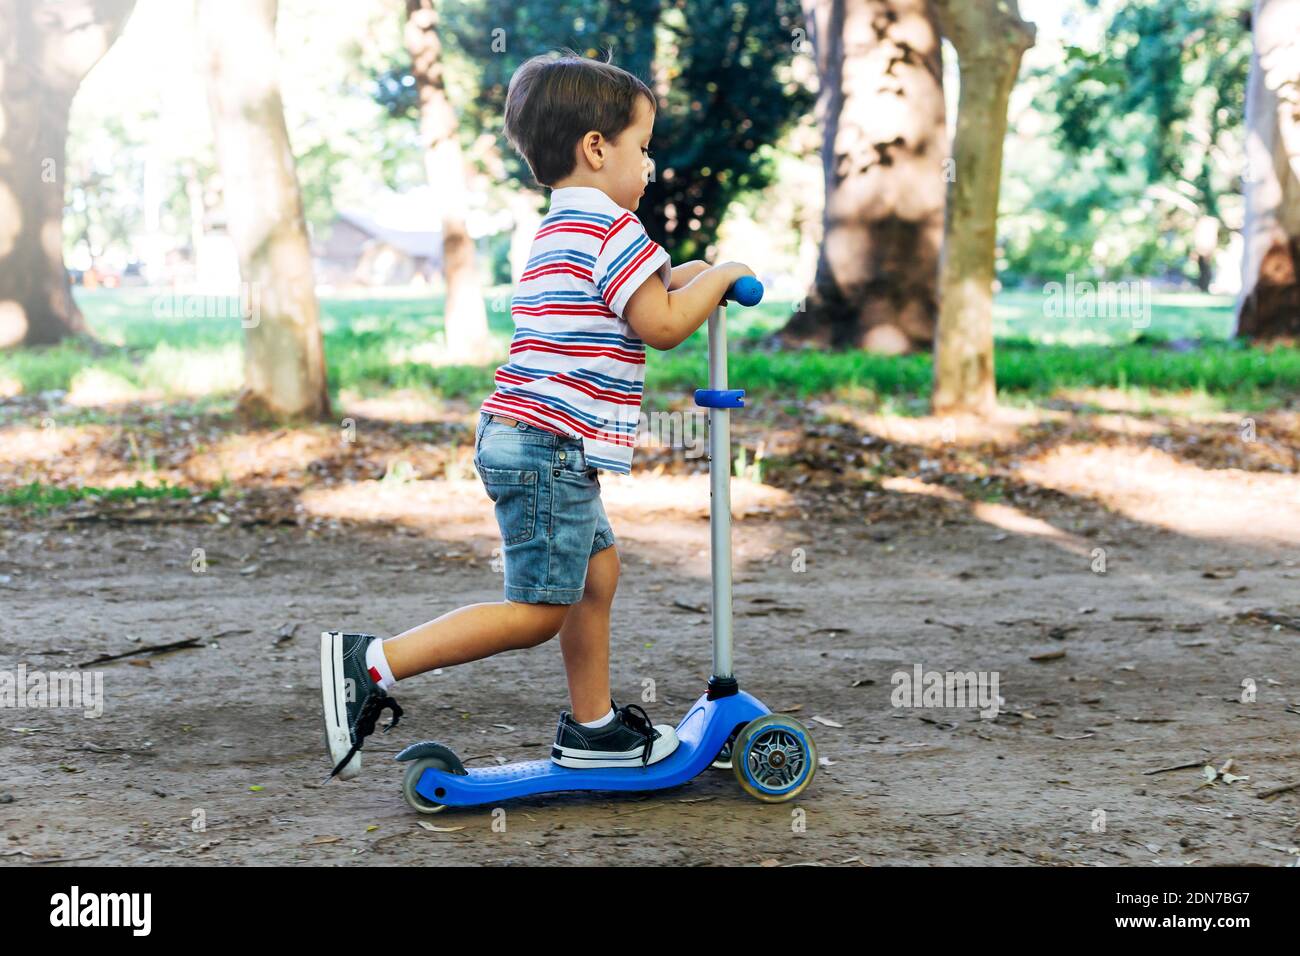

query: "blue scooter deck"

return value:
[404, 690, 769, 807]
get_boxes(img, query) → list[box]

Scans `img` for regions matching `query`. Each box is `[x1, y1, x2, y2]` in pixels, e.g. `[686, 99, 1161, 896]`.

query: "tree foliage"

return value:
[1055, 0, 1251, 207]
[1005, 0, 1253, 287]
[376, 0, 812, 261]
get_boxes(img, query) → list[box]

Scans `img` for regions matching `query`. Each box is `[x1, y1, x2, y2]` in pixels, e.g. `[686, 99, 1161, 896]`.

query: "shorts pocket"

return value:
[476, 464, 538, 545]
[561, 440, 596, 481]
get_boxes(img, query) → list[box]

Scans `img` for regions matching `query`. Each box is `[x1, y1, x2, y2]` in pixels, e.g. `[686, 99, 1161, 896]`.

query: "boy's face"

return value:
[602, 95, 656, 212]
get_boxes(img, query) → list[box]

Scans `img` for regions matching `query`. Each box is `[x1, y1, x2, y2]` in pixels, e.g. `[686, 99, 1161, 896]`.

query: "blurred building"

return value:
[313, 186, 512, 289]
[315, 210, 440, 286]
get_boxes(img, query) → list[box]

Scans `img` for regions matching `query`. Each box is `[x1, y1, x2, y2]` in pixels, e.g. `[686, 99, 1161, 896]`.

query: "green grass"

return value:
[0, 479, 221, 515]
[993, 289, 1238, 344]
[0, 288, 1293, 412]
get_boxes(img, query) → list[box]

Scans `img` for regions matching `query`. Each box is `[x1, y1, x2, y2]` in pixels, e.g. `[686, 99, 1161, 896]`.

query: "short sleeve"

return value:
[594, 212, 671, 319]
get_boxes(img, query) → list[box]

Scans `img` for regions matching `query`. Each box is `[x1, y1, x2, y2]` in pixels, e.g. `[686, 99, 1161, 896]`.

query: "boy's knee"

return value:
[510, 601, 570, 647]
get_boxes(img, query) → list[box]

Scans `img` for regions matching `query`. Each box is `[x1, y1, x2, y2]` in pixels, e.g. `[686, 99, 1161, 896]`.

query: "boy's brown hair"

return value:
[503, 48, 656, 188]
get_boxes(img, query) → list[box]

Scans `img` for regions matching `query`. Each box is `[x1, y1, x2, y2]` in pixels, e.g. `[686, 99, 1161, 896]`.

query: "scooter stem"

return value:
[707, 300, 734, 681]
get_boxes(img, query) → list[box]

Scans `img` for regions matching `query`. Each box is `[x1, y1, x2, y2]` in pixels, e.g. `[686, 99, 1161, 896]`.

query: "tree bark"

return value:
[0, 0, 135, 349]
[930, 0, 1034, 417]
[777, 0, 947, 354]
[198, 0, 331, 421]
[405, 0, 491, 365]
[1237, 0, 1300, 342]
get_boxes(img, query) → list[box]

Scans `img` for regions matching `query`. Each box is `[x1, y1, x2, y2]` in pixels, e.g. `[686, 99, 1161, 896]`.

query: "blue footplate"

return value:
[406, 690, 769, 807]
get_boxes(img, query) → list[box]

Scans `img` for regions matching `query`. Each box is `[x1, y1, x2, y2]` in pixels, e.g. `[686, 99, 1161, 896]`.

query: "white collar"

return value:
[548, 185, 619, 209]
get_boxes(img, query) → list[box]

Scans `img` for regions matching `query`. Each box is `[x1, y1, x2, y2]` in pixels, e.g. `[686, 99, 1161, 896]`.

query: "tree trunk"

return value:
[0, 0, 135, 349]
[1237, 0, 1300, 342]
[405, 0, 491, 365]
[930, 0, 1034, 417]
[777, 0, 947, 354]
[198, 0, 331, 421]
[1193, 213, 1219, 293]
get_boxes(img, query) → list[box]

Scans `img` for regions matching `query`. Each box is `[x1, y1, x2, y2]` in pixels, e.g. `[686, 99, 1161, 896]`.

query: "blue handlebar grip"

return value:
[723, 276, 764, 307]
[694, 388, 745, 408]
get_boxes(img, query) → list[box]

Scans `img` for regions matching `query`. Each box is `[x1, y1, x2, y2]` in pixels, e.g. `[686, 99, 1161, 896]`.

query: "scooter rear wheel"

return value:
[401, 757, 454, 814]
[732, 714, 816, 802]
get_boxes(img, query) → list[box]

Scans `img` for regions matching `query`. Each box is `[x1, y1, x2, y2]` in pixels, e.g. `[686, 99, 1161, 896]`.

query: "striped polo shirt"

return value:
[480, 185, 671, 474]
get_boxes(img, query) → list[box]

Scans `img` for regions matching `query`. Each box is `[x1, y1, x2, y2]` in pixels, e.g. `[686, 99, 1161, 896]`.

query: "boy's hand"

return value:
[714, 261, 757, 289]
[625, 260, 757, 351]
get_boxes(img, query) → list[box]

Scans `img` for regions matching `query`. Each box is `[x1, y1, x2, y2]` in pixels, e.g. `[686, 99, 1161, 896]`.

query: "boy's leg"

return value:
[557, 544, 619, 723]
[382, 600, 570, 680]
[549, 542, 681, 769]
[321, 599, 569, 781]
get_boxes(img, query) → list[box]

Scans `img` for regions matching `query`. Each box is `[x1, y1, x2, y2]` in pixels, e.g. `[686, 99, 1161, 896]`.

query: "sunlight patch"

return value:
[1053, 387, 1225, 417]
[140, 343, 242, 396]
[185, 430, 339, 483]
[337, 388, 469, 425]
[597, 472, 795, 520]
[1016, 444, 1300, 545]
[66, 369, 159, 407]
[821, 402, 1054, 448]
[881, 476, 1090, 555]
[0, 425, 94, 463]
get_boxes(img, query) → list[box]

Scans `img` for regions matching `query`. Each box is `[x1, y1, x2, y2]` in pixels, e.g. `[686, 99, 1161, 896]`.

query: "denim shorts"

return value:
[473, 411, 615, 604]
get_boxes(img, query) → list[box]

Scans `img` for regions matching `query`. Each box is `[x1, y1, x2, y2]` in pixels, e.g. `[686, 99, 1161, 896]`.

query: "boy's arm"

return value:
[668, 260, 710, 291]
[624, 261, 754, 351]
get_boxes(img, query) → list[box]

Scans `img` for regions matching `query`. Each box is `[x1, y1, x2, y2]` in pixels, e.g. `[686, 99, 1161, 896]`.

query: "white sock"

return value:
[579, 707, 615, 728]
[365, 639, 396, 691]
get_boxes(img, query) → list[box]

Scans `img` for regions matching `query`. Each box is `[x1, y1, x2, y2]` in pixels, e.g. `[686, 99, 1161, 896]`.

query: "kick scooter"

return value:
[395, 276, 817, 812]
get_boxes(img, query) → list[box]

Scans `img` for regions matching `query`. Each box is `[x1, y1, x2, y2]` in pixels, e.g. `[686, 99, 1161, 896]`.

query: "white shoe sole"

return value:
[551, 723, 681, 769]
[320, 630, 360, 780]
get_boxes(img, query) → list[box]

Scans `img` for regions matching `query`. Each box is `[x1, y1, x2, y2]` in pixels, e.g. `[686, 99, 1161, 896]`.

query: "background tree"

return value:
[931, 0, 1035, 416]
[0, 0, 135, 349]
[1238, 0, 1300, 341]
[63, 115, 142, 278]
[283, 0, 425, 236]
[1046, 0, 1252, 291]
[404, 0, 491, 364]
[415, 0, 810, 264]
[198, 0, 330, 420]
[641, 0, 813, 260]
[777, 0, 947, 354]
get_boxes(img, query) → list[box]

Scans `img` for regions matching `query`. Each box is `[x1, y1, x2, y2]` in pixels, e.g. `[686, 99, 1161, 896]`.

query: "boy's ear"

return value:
[579, 130, 605, 171]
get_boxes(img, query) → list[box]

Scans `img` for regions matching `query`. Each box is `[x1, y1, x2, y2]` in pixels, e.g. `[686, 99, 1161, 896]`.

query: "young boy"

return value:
[321, 50, 754, 781]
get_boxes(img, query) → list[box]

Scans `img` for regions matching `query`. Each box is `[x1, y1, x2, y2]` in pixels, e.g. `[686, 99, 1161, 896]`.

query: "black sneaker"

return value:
[551, 699, 680, 769]
[320, 630, 404, 781]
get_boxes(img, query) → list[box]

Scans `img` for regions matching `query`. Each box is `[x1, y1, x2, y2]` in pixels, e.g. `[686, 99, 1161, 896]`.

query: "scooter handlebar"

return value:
[722, 276, 764, 308]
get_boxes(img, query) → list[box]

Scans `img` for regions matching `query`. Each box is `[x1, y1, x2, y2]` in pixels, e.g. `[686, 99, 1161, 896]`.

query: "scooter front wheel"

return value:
[732, 714, 816, 802]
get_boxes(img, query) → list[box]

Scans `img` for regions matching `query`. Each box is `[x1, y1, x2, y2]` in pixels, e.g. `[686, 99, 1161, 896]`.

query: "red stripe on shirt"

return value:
[604, 241, 661, 305]
[511, 303, 616, 318]
[551, 371, 643, 405]
[509, 339, 645, 364]
[520, 262, 593, 283]
[482, 393, 633, 446]
[537, 221, 607, 241]
[494, 368, 640, 405]
[599, 214, 636, 255]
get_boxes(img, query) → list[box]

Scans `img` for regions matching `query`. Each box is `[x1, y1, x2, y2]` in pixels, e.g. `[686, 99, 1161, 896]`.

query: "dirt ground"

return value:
[1, 396, 1298, 866]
